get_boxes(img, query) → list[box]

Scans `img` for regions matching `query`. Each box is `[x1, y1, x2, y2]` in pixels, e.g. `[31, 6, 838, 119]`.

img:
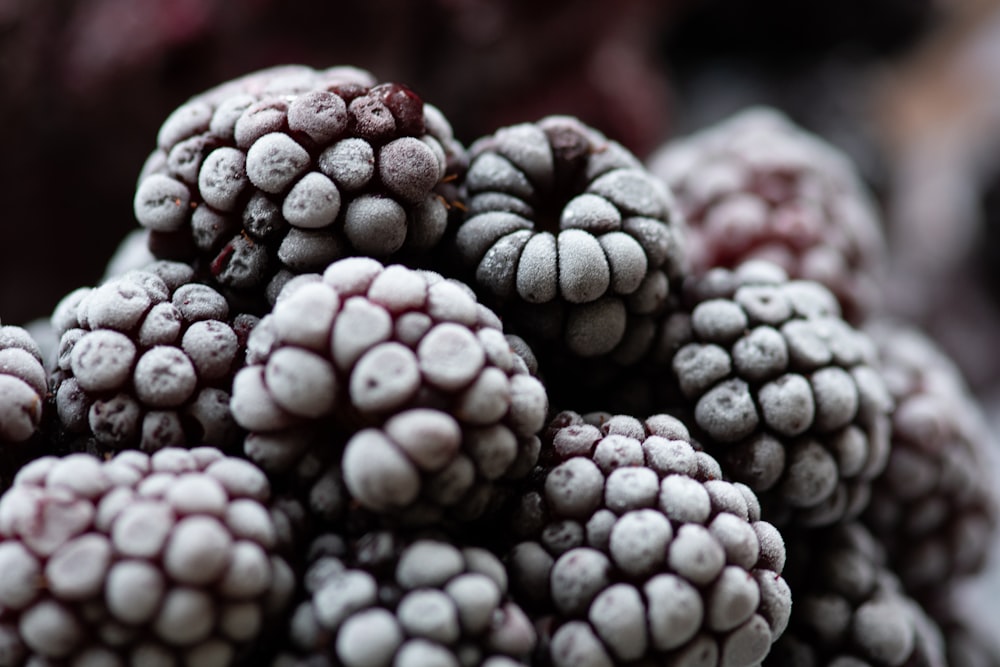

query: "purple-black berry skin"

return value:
[276, 531, 536, 666]
[48, 262, 256, 454]
[506, 410, 791, 667]
[453, 115, 687, 362]
[0, 447, 294, 664]
[656, 261, 893, 528]
[231, 257, 548, 525]
[0, 325, 46, 445]
[863, 319, 999, 598]
[134, 65, 467, 311]
[772, 522, 948, 667]
[648, 106, 886, 324]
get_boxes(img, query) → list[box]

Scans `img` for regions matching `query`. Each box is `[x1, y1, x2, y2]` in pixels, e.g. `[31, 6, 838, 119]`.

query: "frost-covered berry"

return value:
[655, 261, 893, 528]
[0, 447, 294, 664]
[506, 411, 791, 667]
[648, 107, 885, 323]
[862, 319, 999, 598]
[770, 523, 947, 667]
[0, 324, 46, 445]
[134, 64, 467, 312]
[275, 531, 535, 666]
[452, 115, 686, 363]
[48, 262, 257, 454]
[232, 257, 548, 525]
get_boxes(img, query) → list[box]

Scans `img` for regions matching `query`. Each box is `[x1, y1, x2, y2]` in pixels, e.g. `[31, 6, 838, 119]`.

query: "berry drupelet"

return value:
[0, 446, 295, 665]
[770, 522, 947, 667]
[655, 261, 893, 528]
[230, 257, 549, 526]
[647, 107, 886, 323]
[48, 261, 258, 455]
[452, 115, 687, 362]
[133, 64, 467, 312]
[0, 325, 47, 445]
[273, 531, 536, 666]
[862, 319, 999, 602]
[505, 411, 791, 667]
[0, 324, 51, 495]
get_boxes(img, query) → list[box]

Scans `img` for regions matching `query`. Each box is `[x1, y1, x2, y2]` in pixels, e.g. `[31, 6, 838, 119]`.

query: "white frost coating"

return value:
[264, 346, 337, 418]
[417, 323, 486, 392]
[349, 342, 421, 413]
[283, 172, 341, 229]
[558, 229, 610, 304]
[319, 138, 375, 191]
[396, 540, 465, 589]
[342, 429, 420, 511]
[245, 132, 310, 194]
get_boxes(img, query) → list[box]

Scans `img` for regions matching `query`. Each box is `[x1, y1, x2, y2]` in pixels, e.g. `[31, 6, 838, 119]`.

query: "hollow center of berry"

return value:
[534, 126, 591, 234]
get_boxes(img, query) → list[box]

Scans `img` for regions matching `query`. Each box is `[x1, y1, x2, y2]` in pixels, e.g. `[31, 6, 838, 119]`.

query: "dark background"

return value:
[4, 0, 1000, 393]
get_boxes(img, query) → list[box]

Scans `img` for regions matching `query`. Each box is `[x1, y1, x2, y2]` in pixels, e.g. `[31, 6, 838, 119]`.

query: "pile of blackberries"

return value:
[0, 64, 995, 667]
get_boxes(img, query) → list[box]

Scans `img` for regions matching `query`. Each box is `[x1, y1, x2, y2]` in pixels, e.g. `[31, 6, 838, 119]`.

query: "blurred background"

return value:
[3, 0, 1000, 402]
[3, 0, 1000, 643]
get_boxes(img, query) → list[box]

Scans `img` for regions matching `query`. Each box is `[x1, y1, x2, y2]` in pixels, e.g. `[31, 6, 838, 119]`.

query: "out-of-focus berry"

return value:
[134, 64, 467, 312]
[863, 319, 998, 599]
[274, 531, 535, 666]
[648, 107, 886, 323]
[770, 523, 947, 667]
[0, 446, 295, 664]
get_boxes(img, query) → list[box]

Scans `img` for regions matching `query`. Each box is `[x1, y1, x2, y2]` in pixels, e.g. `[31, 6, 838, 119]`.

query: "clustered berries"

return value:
[0, 64, 996, 666]
[0, 447, 294, 664]
[276, 532, 536, 666]
[48, 261, 257, 455]
[133, 64, 466, 311]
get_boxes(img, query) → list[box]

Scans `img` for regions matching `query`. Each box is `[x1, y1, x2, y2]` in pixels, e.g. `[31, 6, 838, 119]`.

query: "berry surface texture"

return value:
[3, 6, 1000, 666]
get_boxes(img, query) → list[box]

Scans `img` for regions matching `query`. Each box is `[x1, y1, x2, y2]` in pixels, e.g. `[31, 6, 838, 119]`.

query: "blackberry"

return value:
[48, 262, 258, 454]
[274, 531, 535, 666]
[862, 319, 999, 599]
[770, 522, 947, 667]
[648, 107, 885, 323]
[0, 446, 295, 664]
[231, 257, 549, 525]
[0, 324, 47, 444]
[451, 115, 686, 362]
[656, 261, 893, 528]
[134, 64, 467, 312]
[506, 411, 791, 667]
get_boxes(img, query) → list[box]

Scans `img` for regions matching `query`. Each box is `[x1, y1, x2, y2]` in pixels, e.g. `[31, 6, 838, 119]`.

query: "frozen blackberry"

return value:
[231, 257, 549, 525]
[274, 531, 535, 666]
[0, 446, 295, 665]
[0, 324, 47, 445]
[506, 410, 791, 667]
[48, 262, 258, 454]
[770, 522, 947, 667]
[452, 115, 686, 361]
[648, 107, 885, 323]
[862, 319, 999, 598]
[654, 261, 893, 528]
[134, 64, 467, 312]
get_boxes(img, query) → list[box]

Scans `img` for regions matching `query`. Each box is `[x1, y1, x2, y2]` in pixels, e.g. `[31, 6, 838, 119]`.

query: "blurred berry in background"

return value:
[4, 0, 1000, 663]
